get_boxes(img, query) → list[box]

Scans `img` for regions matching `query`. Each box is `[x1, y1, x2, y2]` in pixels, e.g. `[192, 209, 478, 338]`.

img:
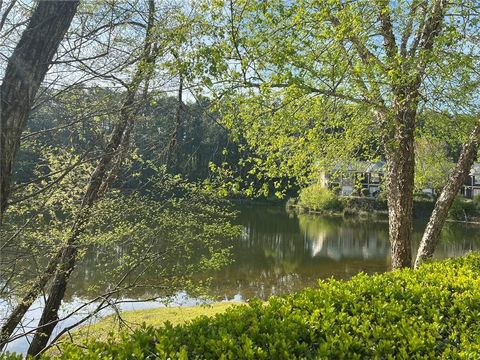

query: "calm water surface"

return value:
[3, 204, 480, 353]
[210, 204, 479, 299]
[49, 204, 480, 301]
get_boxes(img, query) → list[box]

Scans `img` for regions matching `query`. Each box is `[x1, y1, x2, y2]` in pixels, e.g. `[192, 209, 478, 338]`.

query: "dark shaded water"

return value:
[207, 205, 479, 300]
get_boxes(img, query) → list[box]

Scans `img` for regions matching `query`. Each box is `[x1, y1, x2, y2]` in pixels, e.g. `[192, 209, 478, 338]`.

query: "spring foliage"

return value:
[297, 184, 343, 212]
[0, 162, 241, 303]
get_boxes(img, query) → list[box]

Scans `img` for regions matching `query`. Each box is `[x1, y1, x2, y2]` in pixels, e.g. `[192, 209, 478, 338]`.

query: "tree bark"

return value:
[371, 0, 446, 269]
[167, 73, 184, 168]
[0, 0, 79, 219]
[25, 245, 76, 357]
[26, 1, 158, 354]
[0, 249, 63, 350]
[415, 124, 480, 268]
[26, 106, 137, 357]
[26, 92, 139, 357]
[385, 108, 416, 269]
[0, 89, 135, 350]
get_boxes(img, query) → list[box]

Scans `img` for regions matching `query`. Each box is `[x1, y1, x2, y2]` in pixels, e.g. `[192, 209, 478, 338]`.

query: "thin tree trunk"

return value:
[0, 99, 136, 350]
[165, 71, 184, 169]
[26, 110, 137, 357]
[175, 74, 184, 148]
[26, 95, 138, 357]
[97, 120, 134, 197]
[385, 110, 416, 268]
[0, 83, 136, 351]
[27, 1, 158, 354]
[0, 0, 79, 219]
[0, 249, 63, 350]
[415, 124, 480, 268]
[25, 245, 76, 356]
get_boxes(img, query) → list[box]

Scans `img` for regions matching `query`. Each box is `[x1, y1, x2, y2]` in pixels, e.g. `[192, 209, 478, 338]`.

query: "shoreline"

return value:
[286, 199, 480, 225]
[50, 302, 240, 350]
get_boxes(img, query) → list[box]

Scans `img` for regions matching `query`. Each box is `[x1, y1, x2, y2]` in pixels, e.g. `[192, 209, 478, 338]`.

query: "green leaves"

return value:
[191, 0, 480, 203]
[1, 162, 241, 307]
[297, 183, 344, 212]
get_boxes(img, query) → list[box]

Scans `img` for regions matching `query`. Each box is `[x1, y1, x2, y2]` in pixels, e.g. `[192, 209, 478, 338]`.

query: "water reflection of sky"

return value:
[306, 225, 388, 260]
[1, 292, 224, 355]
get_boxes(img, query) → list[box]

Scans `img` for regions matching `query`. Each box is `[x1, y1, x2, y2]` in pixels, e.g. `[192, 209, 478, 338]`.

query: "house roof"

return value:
[331, 160, 385, 173]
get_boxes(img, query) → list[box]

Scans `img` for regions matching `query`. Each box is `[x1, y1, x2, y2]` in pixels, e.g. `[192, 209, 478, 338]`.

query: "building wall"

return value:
[325, 171, 480, 199]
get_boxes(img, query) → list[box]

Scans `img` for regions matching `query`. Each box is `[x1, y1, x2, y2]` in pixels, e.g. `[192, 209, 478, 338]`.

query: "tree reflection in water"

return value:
[15, 204, 480, 302]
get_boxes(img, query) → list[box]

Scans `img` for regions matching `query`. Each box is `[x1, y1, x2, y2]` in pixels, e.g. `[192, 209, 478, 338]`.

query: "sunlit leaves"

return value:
[193, 0, 480, 199]
[1, 161, 240, 302]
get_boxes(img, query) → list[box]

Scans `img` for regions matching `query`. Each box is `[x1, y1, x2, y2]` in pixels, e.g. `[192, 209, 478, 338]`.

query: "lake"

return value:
[208, 204, 480, 299]
[3, 204, 480, 353]
[56, 204, 480, 302]
[34, 204, 480, 301]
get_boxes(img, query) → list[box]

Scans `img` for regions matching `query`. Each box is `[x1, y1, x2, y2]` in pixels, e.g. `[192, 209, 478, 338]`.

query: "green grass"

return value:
[59, 302, 238, 345]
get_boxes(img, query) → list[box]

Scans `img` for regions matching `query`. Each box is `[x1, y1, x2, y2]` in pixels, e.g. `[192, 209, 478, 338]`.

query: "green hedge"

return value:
[297, 184, 343, 212]
[7, 254, 480, 359]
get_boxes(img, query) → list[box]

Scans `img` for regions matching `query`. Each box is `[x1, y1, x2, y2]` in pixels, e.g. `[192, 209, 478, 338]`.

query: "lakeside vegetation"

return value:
[54, 303, 237, 346]
[2, 254, 478, 359]
[291, 183, 480, 223]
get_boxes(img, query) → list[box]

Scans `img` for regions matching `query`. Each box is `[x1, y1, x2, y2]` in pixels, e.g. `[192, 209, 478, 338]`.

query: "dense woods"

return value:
[15, 90, 238, 186]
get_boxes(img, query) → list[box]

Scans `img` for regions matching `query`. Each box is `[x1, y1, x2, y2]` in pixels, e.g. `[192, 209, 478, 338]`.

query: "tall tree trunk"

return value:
[0, 0, 79, 219]
[385, 109, 416, 268]
[26, 98, 138, 357]
[415, 124, 480, 268]
[27, 1, 157, 354]
[26, 111, 136, 357]
[373, 0, 446, 269]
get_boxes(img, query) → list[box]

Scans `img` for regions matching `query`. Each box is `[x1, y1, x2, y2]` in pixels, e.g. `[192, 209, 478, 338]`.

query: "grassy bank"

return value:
[68, 302, 237, 345]
[23, 253, 480, 359]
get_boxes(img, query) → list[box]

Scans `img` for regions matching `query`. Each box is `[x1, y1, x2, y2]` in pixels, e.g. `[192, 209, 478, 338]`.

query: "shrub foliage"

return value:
[6, 254, 478, 359]
[297, 184, 343, 212]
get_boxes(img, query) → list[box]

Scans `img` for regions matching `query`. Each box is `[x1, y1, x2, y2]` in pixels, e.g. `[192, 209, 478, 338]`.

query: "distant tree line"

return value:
[14, 87, 241, 191]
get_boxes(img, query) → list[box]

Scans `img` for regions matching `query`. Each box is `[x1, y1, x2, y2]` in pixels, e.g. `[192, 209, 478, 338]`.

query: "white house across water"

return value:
[320, 161, 480, 199]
